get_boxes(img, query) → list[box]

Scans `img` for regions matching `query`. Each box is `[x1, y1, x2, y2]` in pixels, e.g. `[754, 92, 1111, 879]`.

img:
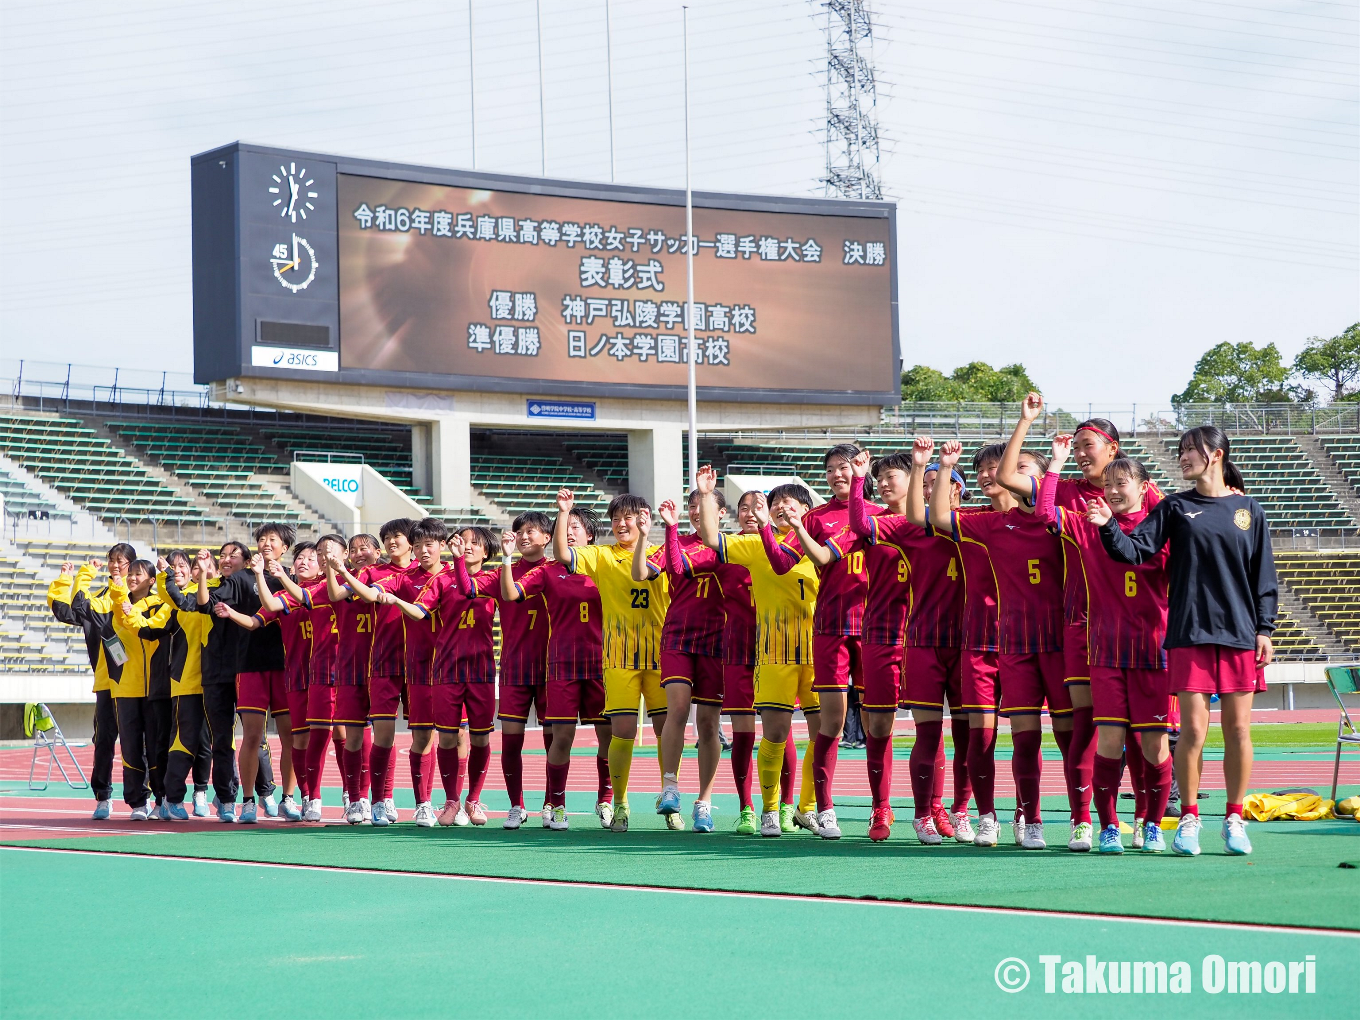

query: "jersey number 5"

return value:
[1027, 559, 1041, 585]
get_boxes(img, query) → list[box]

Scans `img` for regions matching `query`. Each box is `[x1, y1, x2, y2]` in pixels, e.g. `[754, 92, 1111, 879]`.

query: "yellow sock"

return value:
[799, 739, 817, 814]
[757, 739, 786, 812]
[608, 735, 634, 809]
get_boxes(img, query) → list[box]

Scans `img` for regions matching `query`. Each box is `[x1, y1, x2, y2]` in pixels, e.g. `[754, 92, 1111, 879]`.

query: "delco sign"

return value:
[316, 465, 364, 507]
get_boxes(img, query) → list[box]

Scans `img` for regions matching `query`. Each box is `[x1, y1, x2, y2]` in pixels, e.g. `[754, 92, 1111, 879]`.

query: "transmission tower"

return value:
[822, 0, 882, 200]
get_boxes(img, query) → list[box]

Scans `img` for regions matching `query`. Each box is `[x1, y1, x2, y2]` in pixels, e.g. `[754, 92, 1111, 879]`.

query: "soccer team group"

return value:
[47, 393, 1277, 857]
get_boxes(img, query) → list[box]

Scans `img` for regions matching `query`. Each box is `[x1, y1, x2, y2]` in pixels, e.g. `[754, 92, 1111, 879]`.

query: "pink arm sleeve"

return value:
[848, 481, 872, 538]
[453, 556, 474, 598]
[761, 525, 798, 575]
[664, 524, 684, 578]
[1036, 471, 1061, 528]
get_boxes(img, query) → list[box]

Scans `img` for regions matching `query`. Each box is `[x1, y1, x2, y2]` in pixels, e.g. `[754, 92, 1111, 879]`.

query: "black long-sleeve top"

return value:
[161, 569, 284, 682]
[1099, 490, 1276, 651]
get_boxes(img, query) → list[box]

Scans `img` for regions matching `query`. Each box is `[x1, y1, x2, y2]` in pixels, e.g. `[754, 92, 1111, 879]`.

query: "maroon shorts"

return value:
[306, 683, 337, 728]
[900, 645, 963, 713]
[721, 663, 755, 715]
[1091, 665, 1174, 731]
[999, 651, 1072, 718]
[368, 672, 404, 721]
[812, 634, 863, 692]
[236, 671, 286, 715]
[407, 684, 435, 730]
[659, 649, 724, 705]
[961, 650, 1000, 713]
[1167, 644, 1265, 696]
[434, 681, 495, 734]
[498, 682, 548, 724]
[1063, 622, 1090, 685]
[286, 687, 310, 734]
[545, 674, 606, 725]
[858, 643, 903, 712]
[334, 685, 370, 727]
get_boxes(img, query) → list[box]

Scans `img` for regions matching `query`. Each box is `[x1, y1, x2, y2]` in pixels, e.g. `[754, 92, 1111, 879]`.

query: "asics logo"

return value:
[1183, 511, 1204, 519]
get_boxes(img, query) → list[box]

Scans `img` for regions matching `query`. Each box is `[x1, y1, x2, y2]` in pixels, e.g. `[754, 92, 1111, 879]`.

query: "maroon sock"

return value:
[967, 725, 998, 816]
[468, 743, 490, 802]
[1126, 736, 1149, 818]
[454, 751, 468, 801]
[730, 730, 756, 810]
[436, 747, 460, 801]
[370, 744, 393, 804]
[342, 747, 363, 802]
[546, 760, 570, 808]
[1066, 707, 1096, 824]
[1011, 729, 1044, 823]
[410, 749, 434, 804]
[1225, 800, 1243, 818]
[381, 742, 396, 800]
[359, 727, 373, 800]
[292, 744, 312, 800]
[1151, 756, 1177, 823]
[1182, 800, 1199, 818]
[501, 732, 526, 808]
[595, 753, 612, 804]
[910, 722, 943, 818]
[1093, 753, 1123, 829]
[950, 715, 972, 813]
[930, 735, 946, 811]
[305, 729, 331, 800]
[812, 732, 838, 811]
[780, 737, 796, 805]
[865, 734, 892, 810]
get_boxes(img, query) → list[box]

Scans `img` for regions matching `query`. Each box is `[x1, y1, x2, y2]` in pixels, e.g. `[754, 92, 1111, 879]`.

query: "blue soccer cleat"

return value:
[1221, 814, 1252, 855]
[1172, 814, 1201, 856]
[166, 802, 189, 821]
[692, 801, 714, 833]
[656, 787, 681, 816]
[1098, 824, 1124, 854]
[1142, 821, 1166, 853]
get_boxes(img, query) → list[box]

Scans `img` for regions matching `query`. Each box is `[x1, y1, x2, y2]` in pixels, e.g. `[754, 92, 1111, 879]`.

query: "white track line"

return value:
[2, 844, 1355, 937]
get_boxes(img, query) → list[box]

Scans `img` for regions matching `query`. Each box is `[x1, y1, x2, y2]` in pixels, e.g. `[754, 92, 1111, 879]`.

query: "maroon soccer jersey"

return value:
[953, 508, 1000, 652]
[867, 515, 964, 648]
[656, 530, 744, 657]
[952, 507, 1064, 654]
[677, 537, 756, 666]
[467, 559, 549, 686]
[516, 560, 603, 682]
[1056, 505, 1170, 669]
[802, 496, 880, 636]
[314, 578, 373, 687]
[301, 580, 340, 686]
[362, 562, 409, 678]
[417, 570, 497, 684]
[388, 563, 444, 685]
[253, 590, 312, 692]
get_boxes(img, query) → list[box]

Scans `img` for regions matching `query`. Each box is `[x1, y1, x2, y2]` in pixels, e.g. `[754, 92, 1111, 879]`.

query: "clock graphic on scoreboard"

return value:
[269, 233, 318, 293]
[268, 162, 317, 222]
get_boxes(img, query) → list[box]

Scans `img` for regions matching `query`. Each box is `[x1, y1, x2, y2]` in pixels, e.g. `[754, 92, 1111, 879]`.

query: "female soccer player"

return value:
[1093, 425, 1275, 856]
[1037, 439, 1174, 853]
[109, 559, 163, 819]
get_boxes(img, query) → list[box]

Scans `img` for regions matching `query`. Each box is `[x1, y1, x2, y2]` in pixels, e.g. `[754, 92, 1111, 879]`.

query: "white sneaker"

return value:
[952, 811, 976, 843]
[912, 816, 942, 845]
[92, 799, 112, 820]
[1012, 812, 1027, 845]
[371, 801, 390, 826]
[453, 806, 470, 827]
[382, 799, 398, 824]
[793, 807, 820, 834]
[504, 805, 527, 830]
[665, 811, 685, 831]
[129, 804, 149, 821]
[191, 791, 209, 817]
[760, 810, 781, 836]
[345, 800, 364, 824]
[1068, 820, 1093, 852]
[359, 797, 372, 823]
[541, 804, 554, 828]
[974, 812, 999, 847]
[1022, 822, 1047, 849]
[1131, 817, 1146, 850]
[342, 790, 350, 813]
[413, 802, 437, 828]
[262, 793, 279, 817]
[303, 798, 323, 822]
[549, 805, 570, 831]
[816, 808, 841, 839]
[595, 801, 614, 828]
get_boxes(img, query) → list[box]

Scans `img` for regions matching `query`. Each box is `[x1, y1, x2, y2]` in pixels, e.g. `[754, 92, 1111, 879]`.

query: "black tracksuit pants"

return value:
[91, 689, 118, 802]
[113, 696, 150, 808]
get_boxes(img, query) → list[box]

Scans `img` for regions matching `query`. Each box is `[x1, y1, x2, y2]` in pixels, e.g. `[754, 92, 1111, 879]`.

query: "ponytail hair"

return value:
[1178, 425, 1244, 492]
[1074, 418, 1121, 451]
[824, 442, 874, 499]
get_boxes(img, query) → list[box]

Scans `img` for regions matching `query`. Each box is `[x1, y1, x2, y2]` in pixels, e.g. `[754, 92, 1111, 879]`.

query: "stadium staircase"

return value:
[1317, 435, 1360, 495]
[1274, 551, 1360, 654]
[0, 547, 88, 673]
[1296, 434, 1360, 522]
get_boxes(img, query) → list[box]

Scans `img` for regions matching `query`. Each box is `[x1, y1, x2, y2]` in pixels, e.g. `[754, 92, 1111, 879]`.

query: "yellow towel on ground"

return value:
[1335, 795, 1360, 819]
[1242, 792, 1334, 821]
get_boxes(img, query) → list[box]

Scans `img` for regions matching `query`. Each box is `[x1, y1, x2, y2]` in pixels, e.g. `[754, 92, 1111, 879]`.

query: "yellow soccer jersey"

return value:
[718, 531, 818, 666]
[569, 543, 670, 670]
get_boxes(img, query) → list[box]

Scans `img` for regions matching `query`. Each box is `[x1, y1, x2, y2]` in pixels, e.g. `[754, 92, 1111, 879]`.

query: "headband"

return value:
[924, 465, 971, 500]
[1076, 424, 1117, 445]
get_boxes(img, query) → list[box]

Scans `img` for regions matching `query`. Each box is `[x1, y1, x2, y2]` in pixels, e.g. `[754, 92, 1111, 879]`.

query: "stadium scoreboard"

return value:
[192, 142, 899, 405]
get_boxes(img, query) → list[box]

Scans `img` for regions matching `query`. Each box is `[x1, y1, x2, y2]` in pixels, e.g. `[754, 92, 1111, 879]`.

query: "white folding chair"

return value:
[1323, 667, 1360, 805]
[26, 702, 90, 791]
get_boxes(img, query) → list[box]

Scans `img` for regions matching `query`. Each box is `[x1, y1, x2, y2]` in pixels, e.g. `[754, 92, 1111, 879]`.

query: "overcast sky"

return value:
[1, 0, 1355, 412]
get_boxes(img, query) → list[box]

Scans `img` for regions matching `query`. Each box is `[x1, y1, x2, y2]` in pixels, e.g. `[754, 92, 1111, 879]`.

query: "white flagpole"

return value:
[683, 5, 697, 490]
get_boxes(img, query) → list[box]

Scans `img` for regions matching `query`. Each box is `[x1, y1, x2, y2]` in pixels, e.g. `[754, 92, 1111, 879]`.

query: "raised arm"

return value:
[1035, 434, 1071, 528]
[782, 504, 833, 569]
[322, 550, 349, 604]
[551, 488, 574, 565]
[996, 391, 1044, 500]
[498, 532, 524, 603]
[695, 465, 724, 551]
[1097, 497, 1171, 564]
[929, 441, 963, 533]
[337, 561, 381, 602]
[848, 449, 875, 537]
[631, 506, 660, 582]
[664, 521, 685, 578]
[904, 436, 932, 529]
[263, 559, 301, 611]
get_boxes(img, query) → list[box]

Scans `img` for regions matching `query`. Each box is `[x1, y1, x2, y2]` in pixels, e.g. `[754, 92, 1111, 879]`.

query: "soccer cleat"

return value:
[793, 806, 820, 834]
[665, 811, 685, 831]
[413, 802, 437, 828]
[779, 803, 796, 833]
[360, 798, 372, 823]
[912, 816, 942, 845]
[166, 801, 189, 821]
[550, 805, 570, 831]
[760, 810, 782, 836]
[1068, 820, 1093, 852]
[1012, 812, 1026, 846]
[239, 800, 258, 824]
[503, 805, 526, 830]
[1142, 821, 1166, 853]
[192, 791, 210, 817]
[692, 801, 714, 833]
[262, 793, 279, 818]
[218, 801, 238, 824]
[1172, 813, 1201, 856]
[371, 801, 391, 826]
[735, 805, 758, 835]
[816, 809, 841, 840]
[868, 806, 893, 842]
[465, 800, 488, 826]
[595, 801, 614, 828]
[1131, 817, 1146, 850]
[1221, 814, 1252, 855]
[973, 812, 1000, 847]
[437, 801, 460, 826]
[345, 800, 364, 825]
[931, 804, 955, 839]
[303, 798, 324, 822]
[542, 804, 554, 828]
[952, 812, 976, 843]
[656, 787, 682, 816]
[610, 804, 630, 832]
[129, 804, 149, 821]
[382, 799, 399, 824]
[453, 805, 471, 827]
[1098, 824, 1124, 854]
[1021, 822, 1046, 849]
[280, 795, 303, 821]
